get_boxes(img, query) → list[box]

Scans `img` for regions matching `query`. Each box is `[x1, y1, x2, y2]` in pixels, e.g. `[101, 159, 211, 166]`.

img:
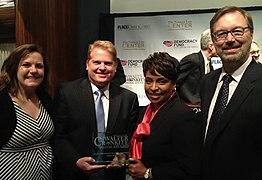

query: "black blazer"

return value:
[0, 88, 53, 149]
[138, 95, 202, 180]
[177, 51, 212, 104]
[52, 77, 139, 180]
[200, 60, 262, 180]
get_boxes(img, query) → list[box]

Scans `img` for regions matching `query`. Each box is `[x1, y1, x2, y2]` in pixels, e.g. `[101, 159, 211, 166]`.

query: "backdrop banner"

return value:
[114, 9, 262, 106]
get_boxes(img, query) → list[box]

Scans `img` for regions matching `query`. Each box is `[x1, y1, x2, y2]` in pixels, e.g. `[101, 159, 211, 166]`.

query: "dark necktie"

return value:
[206, 74, 233, 137]
[95, 90, 105, 133]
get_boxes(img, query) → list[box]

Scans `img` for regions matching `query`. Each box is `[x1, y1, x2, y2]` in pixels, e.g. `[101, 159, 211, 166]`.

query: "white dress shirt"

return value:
[205, 56, 253, 137]
[91, 83, 110, 129]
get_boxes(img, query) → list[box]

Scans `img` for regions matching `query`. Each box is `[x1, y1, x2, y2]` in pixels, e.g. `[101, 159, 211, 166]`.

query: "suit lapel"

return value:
[150, 96, 176, 132]
[210, 62, 214, 71]
[202, 70, 221, 127]
[106, 84, 121, 133]
[208, 61, 261, 142]
[199, 51, 205, 76]
[79, 78, 97, 131]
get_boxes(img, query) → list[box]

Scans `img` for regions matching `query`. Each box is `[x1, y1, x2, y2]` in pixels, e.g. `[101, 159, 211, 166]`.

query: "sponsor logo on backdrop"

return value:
[122, 41, 145, 50]
[163, 41, 173, 47]
[117, 24, 150, 31]
[120, 59, 143, 67]
[163, 39, 198, 48]
[167, 20, 192, 30]
[211, 57, 222, 70]
[120, 60, 128, 66]
[212, 58, 222, 65]
[126, 74, 144, 84]
[174, 39, 198, 48]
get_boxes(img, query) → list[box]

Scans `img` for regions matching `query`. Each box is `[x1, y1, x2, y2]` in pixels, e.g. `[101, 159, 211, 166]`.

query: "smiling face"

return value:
[17, 52, 44, 93]
[250, 42, 260, 61]
[212, 11, 253, 72]
[86, 47, 116, 88]
[144, 70, 174, 108]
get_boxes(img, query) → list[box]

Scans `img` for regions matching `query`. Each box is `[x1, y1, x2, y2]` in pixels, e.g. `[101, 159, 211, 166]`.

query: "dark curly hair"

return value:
[143, 52, 180, 82]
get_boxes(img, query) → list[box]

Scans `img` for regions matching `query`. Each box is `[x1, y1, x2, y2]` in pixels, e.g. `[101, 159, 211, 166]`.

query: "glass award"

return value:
[92, 132, 130, 166]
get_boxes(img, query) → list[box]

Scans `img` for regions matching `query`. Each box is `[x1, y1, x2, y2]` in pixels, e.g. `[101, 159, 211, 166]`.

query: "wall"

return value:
[15, 0, 78, 96]
[77, 0, 110, 76]
[0, 6, 15, 68]
[110, 0, 262, 13]
[0, 6, 15, 43]
[0, 43, 15, 67]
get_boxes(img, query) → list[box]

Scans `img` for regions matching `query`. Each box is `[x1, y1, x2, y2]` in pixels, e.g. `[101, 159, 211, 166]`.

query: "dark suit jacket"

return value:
[200, 60, 262, 180]
[138, 95, 202, 180]
[177, 51, 213, 104]
[112, 58, 126, 86]
[52, 77, 139, 180]
[0, 88, 53, 149]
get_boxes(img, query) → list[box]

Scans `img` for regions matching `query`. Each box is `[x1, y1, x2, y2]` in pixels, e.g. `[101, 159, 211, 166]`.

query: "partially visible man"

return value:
[177, 29, 217, 105]
[112, 58, 126, 86]
[52, 40, 139, 180]
[201, 6, 262, 180]
[250, 39, 260, 62]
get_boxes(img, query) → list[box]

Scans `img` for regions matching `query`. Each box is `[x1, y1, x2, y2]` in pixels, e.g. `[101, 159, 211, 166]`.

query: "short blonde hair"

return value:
[87, 40, 117, 62]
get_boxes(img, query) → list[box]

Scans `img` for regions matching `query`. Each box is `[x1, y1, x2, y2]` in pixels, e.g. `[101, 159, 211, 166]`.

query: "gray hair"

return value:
[252, 40, 260, 48]
[200, 28, 212, 50]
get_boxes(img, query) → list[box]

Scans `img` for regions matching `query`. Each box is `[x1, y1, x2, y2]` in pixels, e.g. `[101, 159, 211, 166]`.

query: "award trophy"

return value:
[92, 133, 130, 166]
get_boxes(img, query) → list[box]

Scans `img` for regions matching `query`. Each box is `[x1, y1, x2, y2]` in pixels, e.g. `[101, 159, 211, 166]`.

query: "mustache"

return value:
[223, 42, 241, 49]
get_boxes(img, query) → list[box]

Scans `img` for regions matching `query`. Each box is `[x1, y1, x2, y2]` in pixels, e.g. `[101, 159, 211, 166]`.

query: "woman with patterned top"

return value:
[0, 44, 54, 179]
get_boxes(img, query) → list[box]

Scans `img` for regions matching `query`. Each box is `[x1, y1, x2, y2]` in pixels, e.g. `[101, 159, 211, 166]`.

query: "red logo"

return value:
[163, 41, 173, 47]
[120, 60, 128, 66]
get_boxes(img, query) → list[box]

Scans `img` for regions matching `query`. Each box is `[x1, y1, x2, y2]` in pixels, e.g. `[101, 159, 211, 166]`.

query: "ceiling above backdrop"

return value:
[0, 0, 14, 8]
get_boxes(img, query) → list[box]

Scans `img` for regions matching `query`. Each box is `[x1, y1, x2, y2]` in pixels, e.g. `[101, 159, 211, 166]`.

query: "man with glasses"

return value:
[200, 6, 262, 180]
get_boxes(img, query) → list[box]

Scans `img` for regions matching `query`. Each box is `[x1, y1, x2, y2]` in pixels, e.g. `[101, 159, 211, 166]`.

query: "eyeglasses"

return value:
[212, 27, 252, 40]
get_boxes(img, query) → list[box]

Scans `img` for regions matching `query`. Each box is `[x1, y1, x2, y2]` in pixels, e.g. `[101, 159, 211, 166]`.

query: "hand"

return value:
[106, 163, 123, 169]
[107, 152, 127, 169]
[127, 158, 147, 179]
[76, 157, 106, 173]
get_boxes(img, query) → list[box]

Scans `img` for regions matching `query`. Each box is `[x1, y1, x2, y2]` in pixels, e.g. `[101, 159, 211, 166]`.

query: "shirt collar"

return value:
[201, 50, 209, 66]
[91, 83, 110, 99]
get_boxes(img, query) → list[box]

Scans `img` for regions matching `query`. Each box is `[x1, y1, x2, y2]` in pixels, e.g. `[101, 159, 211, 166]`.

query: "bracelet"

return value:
[144, 168, 152, 179]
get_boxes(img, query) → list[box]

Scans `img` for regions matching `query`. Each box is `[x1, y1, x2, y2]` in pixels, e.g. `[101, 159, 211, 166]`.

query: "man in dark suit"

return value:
[177, 29, 217, 105]
[201, 6, 262, 180]
[52, 40, 139, 180]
